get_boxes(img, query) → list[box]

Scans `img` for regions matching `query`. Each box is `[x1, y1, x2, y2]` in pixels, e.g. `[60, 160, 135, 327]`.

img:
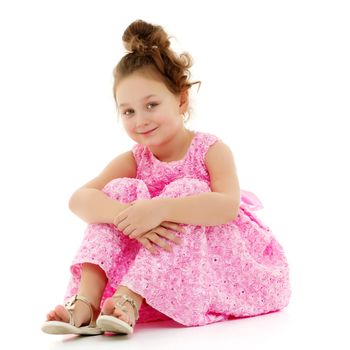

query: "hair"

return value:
[112, 19, 200, 122]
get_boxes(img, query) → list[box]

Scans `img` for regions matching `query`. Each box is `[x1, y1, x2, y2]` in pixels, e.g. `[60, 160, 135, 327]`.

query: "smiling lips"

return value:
[139, 127, 157, 135]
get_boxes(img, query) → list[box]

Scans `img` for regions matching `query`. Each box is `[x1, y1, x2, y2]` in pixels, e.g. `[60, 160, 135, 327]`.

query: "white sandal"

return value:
[41, 294, 103, 335]
[96, 293, 140, 335]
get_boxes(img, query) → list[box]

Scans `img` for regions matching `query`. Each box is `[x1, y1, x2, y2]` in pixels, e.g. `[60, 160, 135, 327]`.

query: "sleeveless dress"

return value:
[64, 130, 291, 327]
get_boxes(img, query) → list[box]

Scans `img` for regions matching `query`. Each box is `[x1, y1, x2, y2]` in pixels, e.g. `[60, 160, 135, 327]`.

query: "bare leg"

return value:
[46, 263, 107, 327]
[101, 285, 144, 326]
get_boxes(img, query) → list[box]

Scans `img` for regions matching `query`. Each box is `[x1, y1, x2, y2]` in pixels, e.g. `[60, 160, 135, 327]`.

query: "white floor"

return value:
[7, 294, 347, 349]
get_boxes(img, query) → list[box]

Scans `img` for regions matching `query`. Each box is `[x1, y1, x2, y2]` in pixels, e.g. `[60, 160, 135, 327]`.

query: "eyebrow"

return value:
[119, 94, 158, 108]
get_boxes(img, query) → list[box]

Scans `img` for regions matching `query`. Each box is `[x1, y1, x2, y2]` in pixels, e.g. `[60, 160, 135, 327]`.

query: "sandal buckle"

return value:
[64, 295, 78, 310]
[112, 293, 140, 321]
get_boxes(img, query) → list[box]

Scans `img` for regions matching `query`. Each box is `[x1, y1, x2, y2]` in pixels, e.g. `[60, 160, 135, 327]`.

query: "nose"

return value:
[135, 112, 151, 128]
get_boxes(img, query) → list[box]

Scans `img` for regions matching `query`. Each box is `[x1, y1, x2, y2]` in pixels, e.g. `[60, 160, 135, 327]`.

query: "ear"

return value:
[179, 89, 189, 114]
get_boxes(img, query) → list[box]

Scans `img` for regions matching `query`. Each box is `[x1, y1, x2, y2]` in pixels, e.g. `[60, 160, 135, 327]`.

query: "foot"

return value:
[100, 294, 141, 328]
[46, 299, 100, 328]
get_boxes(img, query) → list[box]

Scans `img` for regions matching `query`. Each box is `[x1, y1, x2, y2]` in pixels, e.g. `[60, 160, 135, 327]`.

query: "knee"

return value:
[101, 178, 151, 202]
[158, 177, 211, 198]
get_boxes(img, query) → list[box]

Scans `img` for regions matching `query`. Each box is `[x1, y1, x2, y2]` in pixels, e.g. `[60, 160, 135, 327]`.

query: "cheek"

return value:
[153, 109, 176, 125]
[152, 110, 166, 121]
[122, 121, 136, 137]
[122, 116, 136, 126]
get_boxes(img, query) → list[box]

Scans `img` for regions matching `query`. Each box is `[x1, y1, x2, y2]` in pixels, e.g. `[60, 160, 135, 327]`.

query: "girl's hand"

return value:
[135, 221, 184, 254]
[113, 198, 167, 239]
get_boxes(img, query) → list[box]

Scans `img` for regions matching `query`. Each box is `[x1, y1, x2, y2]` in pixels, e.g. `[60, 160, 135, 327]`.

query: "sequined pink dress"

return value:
[64, 130, 291, 326]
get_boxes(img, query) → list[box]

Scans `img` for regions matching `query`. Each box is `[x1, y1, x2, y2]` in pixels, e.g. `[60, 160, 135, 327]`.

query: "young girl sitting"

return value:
[42, 19, 291, 337]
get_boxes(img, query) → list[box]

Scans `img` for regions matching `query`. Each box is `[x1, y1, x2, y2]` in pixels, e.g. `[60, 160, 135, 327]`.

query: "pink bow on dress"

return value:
[240, 189, 263, 211]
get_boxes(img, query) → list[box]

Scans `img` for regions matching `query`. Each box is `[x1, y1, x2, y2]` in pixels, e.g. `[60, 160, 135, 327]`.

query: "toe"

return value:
[101, 297, 131, 325]
[112, 308, 129, 324]
[46, 309, 60, 321]
[54, 305, 70, 323]
[101, 298, 116, 316]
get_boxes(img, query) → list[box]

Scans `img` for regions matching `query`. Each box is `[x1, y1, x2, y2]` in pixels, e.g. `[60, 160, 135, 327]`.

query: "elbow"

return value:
[68, 190, 81, 212]
[226, 199, 240, 222]
[68, 196, 76, 212]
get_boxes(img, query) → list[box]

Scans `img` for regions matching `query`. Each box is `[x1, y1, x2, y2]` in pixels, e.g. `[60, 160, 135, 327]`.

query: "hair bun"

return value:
[122, 19, 170, 54]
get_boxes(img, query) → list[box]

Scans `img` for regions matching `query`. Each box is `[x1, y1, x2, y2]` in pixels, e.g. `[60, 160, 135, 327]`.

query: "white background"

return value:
[1, 0, 349, 348]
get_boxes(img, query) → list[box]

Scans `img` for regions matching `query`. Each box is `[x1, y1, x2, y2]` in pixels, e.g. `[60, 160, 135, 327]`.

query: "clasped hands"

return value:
[113, 198, 183, 254]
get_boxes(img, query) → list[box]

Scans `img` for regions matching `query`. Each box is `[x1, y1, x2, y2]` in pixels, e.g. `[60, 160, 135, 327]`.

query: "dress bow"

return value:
[240, 189, 263, 211]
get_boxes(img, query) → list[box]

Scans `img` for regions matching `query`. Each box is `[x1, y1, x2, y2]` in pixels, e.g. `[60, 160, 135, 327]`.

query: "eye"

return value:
[122, 109, 134, 117]
[147, 102, 158, 110]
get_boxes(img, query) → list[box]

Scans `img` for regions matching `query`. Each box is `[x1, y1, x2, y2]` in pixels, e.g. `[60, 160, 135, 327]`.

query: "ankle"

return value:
[72, 300, 92, 327]
[114, 286, 143, 309]
[75, 293, 101, 312]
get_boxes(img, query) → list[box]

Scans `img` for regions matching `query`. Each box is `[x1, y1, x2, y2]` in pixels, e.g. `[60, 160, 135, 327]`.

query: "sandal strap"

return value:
[111, 293, 140, 323]
[64, 294, 98, 328]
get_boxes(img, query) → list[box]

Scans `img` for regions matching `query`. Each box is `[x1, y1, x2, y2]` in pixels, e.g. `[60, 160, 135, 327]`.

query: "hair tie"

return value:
[132, 45, 159, 55]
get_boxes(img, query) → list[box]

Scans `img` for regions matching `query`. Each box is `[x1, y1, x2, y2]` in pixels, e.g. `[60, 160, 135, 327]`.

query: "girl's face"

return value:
[115, 70, 188, 146]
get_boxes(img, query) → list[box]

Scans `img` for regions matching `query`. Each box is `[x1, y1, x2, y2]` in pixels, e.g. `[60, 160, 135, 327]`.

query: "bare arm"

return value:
[160, 193, 238, 226]
[68, 150, 137, 224]
[160, 140, 241, 226]
[68, 188, 130, 224]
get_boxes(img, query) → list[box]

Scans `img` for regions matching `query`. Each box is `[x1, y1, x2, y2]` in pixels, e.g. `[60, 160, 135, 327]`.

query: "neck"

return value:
[150, 128, 194, 162]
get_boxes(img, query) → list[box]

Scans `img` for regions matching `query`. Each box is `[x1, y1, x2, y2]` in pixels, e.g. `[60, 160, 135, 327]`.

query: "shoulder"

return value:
[204, 139, 240, 202]
[191, 131, 222, 160]
[195, 131, 221, 147]
[76, 150, 137, 191]
[194, 130, 236, 171]
[204, 139, 235, 167]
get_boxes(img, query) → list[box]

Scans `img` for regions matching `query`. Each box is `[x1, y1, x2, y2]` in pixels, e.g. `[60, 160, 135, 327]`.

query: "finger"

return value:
[129, 229, 142, 239]
[138, 237, 159, 255]
[116, 221, 130, 232]
[124, 225, 138, 239]
[122, 224, 135, 236]
[146, 232, 173, 252]
[154, 227, 182, 245]
[160, 222, 185, 233]
[160, 221, 178, 229]
[118, 225, 134, 236]
[115, 213, 128, 225]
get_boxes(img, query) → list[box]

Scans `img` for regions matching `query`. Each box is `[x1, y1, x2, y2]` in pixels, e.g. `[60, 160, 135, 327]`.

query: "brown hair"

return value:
[112, 20, 200, 121]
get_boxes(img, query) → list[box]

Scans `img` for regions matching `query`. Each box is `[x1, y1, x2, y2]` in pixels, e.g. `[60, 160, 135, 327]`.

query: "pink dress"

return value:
[65, 130, 291, 327]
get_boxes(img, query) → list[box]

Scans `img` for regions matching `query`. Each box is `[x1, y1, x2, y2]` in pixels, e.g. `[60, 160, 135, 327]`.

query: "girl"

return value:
[42, 19, 291, 336]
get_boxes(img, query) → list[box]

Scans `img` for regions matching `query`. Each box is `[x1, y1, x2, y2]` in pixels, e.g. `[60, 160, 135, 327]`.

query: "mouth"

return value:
[138, 127, 158, 135]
